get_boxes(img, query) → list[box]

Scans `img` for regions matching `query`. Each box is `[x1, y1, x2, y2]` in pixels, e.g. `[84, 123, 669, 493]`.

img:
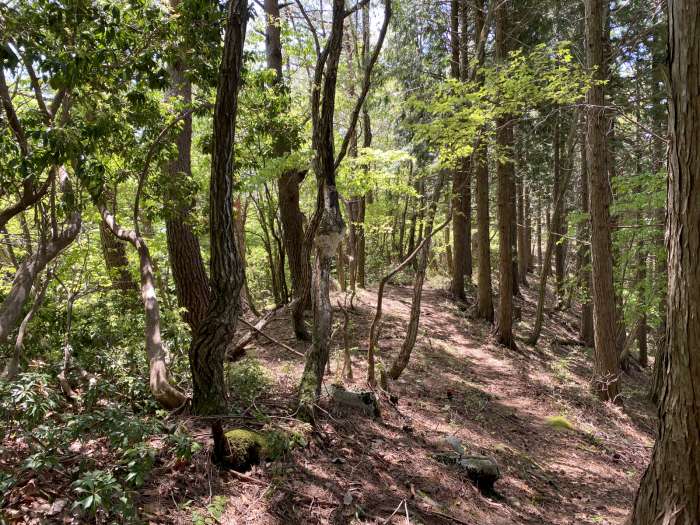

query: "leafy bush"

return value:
[226, 357, 271, 408]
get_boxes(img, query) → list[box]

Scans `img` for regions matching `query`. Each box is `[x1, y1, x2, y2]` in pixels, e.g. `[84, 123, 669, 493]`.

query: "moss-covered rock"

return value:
[223, 429, 268, 471]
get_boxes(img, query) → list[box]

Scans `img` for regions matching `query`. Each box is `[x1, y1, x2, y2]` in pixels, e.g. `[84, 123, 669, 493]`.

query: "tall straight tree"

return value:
[189, 0, 248, 415]
[473, 0, 494, 322]
[585, 0, 620, 401]
[266, 0, 312, 340]
[163, 0, 211, 331]
[629, 0, 700, 520]
[449, 0, 468, 301]
[494, 0, 516, 349]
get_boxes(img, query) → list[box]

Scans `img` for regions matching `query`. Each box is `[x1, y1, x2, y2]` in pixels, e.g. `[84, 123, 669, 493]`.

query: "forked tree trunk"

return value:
[298, 0, 348, 421]
[585, 0, 620, 402]
[629, 1, 700, 520]
[188, 0, 248, 415]
[1, 273, 51, 380]
[0, 170, 81, 347]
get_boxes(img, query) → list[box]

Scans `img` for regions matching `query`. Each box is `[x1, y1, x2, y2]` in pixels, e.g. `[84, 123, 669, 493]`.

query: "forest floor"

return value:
[147, 277, 657, 525]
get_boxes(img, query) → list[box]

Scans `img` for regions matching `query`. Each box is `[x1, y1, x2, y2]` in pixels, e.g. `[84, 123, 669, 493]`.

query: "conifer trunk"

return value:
[585, 0, 620, 401]
[629, 0, 700, 520]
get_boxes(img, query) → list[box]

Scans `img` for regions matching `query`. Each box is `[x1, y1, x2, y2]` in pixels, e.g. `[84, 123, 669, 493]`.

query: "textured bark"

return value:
[474, 0, 494, 323]
[266, 0, 312, 339]
[298, 0, 348, 421]
[164, 0, 211, 331]
[585, 0, 620, 402]
[494, 1, 516, 349]
[189, 0, 248, 416]
[298, 0, 391, 421]
[629, 1, 700, 520]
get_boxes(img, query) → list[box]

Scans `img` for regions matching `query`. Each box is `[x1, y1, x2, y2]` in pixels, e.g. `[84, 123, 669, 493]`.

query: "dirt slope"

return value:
[152, 281, 655, 525]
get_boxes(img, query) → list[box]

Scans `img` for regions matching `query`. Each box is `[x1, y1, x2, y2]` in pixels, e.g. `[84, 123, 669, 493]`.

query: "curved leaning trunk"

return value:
[98, 203, 186, 410]
[1, 274, 51, 380]
[387, 175, 444, 381]
[0, 211, 81, 347]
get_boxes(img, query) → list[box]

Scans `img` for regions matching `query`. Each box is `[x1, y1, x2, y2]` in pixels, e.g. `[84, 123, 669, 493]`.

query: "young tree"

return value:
[628, 0, 700, 521]
[189, 0, 248, 415]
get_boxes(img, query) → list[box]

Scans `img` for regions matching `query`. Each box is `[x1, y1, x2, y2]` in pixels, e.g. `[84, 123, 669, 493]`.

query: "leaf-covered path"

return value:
[149, 281, 655, 525]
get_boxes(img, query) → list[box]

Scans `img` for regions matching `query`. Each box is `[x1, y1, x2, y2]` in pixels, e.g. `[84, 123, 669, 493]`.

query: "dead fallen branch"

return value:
[237, 317, 305, 358]
[228, 303, 295, 360]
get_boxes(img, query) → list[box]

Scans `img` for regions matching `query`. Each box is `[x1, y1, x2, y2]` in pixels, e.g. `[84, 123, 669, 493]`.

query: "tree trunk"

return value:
[99, 187, 136, 293]
[585, 0, 620, 402]
[449, 0, 467, 300]
[578, 116, 594, 346]
[474, 0, 494, 323]
[553, 112, 566, 303]
[494, 1, 516, 349]
[266, 0, 312, 340]
[298, 0, 348, 422]
[189, 0, 248, 416]
[629, 1, 700, 520]
[98, 203, 186, 410]
[1, 273, 51, 380]
[163, 12, 211, 331]
[517, 178, 528, 286]
[388, 175, 444, 380]
[0, 170, 81, 347]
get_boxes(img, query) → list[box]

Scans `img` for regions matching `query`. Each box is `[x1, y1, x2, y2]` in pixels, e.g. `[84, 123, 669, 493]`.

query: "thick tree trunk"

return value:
[266, 0, 312, 340]
[585, 0, 620, 402]
[629, 1, 700, 520]
[449, 0, 467, 300]
[494, 1, 516, 349]
[163, 4, 211, 330]
[189, 0, 248, 415]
